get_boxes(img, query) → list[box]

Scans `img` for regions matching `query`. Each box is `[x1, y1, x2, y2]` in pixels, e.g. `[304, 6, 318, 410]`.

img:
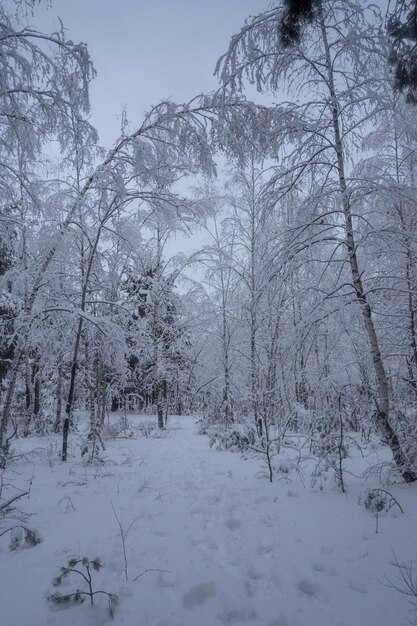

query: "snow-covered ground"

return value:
[1, 415, 416, 626]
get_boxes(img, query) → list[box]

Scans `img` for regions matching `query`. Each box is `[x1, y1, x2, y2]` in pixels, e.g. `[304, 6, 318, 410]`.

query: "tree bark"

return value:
[0, 348, 22, 453]
[54, 365, 63, 433]
[62, 319, 83, 462]
[320, 15, 416, 482]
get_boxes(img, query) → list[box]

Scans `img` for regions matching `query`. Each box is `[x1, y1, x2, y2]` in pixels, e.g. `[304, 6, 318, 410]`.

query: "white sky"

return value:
[33, 0, 270, 147]
[31, 0, 389, 148]
[31, 1, 277, 267]
[30, 0, 389, 266]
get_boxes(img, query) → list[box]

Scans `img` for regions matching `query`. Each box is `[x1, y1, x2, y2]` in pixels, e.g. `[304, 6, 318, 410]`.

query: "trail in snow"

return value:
[1, 415, 416, 626]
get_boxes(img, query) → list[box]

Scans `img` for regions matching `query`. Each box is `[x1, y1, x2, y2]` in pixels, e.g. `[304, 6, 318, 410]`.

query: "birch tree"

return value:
[0, 33, 277, 453]
[355, 90, 417, 412]
[217, 0, 417, 481]
[0, 2, 95, 460]
[221, 158, 268, 433]
[197, 216, 241, 424]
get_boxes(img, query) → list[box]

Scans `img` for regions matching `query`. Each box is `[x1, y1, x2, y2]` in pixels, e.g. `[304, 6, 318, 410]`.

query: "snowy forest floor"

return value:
[1, 415, 417, 626]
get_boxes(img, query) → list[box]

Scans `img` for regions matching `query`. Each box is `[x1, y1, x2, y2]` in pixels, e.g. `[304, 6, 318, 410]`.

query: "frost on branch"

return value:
[48, 556, 118, 618]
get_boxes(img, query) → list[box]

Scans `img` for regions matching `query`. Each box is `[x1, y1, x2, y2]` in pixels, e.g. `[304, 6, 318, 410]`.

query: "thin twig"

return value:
[0, 491, 29, 512]
[134, 568, 173, 581]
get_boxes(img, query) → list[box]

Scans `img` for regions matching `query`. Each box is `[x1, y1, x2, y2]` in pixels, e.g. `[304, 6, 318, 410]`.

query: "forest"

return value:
[1, 1, 417, 625]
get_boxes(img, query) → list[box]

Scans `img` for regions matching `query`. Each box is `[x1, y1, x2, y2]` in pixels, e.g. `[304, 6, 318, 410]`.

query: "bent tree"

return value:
[0, 86, 226, 461]
[217, 0, 416, 481]
[0, 5, 95, 460]
[0, 1, 258, 460]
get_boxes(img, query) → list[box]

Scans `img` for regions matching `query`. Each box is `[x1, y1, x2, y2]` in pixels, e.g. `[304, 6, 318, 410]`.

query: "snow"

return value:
[1, 415, 417, 626]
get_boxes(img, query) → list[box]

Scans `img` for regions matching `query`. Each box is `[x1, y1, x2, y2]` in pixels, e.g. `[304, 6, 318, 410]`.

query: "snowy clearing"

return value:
[1, 415, 416, 626]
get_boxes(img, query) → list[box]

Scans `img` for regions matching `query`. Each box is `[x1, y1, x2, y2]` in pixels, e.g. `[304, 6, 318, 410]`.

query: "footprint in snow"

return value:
[348, 579, 368, 594]
[225, 518, 241, 531]
[297, 578, 319, 597]
[312, 561, 326, 572]
[220, 607, 257, 624]
[312, 561, 339, 577]
[193, 537, 219, 555]
[254, 495, 270, 504]
[190, 506, 204, 517]
[183, 581, 217, 608]
[268, 618, 289, 626]
[258, 543, 275, 556]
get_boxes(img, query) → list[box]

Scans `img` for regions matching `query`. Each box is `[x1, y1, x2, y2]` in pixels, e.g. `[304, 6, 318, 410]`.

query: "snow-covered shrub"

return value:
[48, 556, 118, 618]
[396, 410, 417, 476]
[309, 414, 363, 492]
[80, 423, 105, 464]
[138, 420, 165, 438]
[138, 420, 158, 438]
[196, 414, 220, 436]
[362, 489, 403, 514]
[276, 461, 290, 475]
[310, 450, 346, 492]
[254, 438, 306, 484]
[0, 471, 41, 550]
[103, 417, 134, 440]
[8, 525, 41, 551]
[361, 488, 404, 534]
[310, 415, 347, 458]
[208, 423, 257, 453]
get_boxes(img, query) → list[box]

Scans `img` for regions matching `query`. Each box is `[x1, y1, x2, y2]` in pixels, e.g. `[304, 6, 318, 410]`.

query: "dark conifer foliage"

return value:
[388, 1, 417, 102]
[280, 0, 417, 104]
[279, 0, 322, 47]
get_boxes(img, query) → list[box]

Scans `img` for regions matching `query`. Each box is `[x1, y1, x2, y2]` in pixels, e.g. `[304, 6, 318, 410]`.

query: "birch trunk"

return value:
[320, 16, 416, 482]
[54, 365, 63, 433]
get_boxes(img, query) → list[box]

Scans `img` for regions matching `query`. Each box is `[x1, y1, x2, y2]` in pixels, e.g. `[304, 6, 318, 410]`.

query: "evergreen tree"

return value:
[388, 1, 417, 102]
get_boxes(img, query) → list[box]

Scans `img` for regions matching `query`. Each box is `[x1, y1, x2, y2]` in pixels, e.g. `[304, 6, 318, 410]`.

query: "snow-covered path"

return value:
[1, 416, 416, 626]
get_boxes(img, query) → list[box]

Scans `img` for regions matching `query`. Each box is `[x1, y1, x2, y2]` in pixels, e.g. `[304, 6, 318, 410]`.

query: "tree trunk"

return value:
[54, 365, 63, 433]
[221, 290, 233, 424]
[320, 16, 416, 482]
[250, 203, 261, 436]
[62, 319, 83, 462]
[24, 354, 34, 436]
[0, 348, 22, 456]
[156, 383, 164, 430]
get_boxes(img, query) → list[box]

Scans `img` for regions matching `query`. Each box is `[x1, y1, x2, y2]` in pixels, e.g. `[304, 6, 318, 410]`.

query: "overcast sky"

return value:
[30, 0, 389, 261]
[33, 0, 270, 147]
[32, 0, 390, 148]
